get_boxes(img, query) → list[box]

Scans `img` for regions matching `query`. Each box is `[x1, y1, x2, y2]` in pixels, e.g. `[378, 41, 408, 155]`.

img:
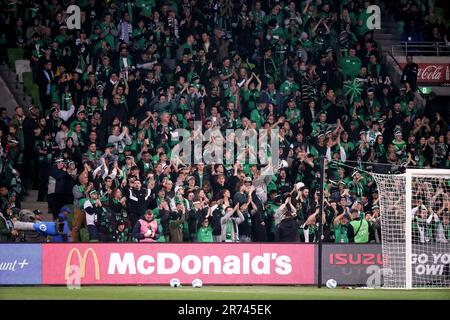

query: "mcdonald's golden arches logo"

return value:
[65, 248, 100, 280]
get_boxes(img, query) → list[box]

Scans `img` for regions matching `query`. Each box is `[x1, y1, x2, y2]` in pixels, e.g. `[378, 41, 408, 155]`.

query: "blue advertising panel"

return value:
[0, 244, 42, 285]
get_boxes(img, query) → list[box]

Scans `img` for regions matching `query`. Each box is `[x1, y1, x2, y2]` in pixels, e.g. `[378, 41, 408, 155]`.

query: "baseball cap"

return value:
[295, 182, 305, 189]
[61, 206, 71, 214]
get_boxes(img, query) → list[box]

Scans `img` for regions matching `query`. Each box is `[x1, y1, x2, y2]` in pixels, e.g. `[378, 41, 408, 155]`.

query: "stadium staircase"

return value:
[373, 6, 403, 58]
[0, 52, 33, 110]
[20, 189, 53, 221]
[373, 10, 426, 109]
[1, 51, 52, 221]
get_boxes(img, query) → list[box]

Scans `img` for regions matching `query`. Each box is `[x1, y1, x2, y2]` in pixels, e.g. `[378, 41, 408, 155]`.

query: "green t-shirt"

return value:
[285, 108, 301, 124]
[335, 223, 351, 243]
[196, 226, 213, 242]
[392, 139, 406, 154]
[340, 56, 362, 80]
[250, 109, 265, 129]
[350, 219, 369, 243]
[280, 81, 299, 98]
[100, 22, 117, 48]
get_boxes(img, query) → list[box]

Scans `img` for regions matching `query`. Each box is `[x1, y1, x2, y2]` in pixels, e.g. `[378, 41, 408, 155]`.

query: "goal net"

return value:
[371, 169, 450, 289]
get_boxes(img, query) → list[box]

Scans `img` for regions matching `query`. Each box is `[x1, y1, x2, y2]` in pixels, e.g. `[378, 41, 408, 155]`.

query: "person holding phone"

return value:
[132, 209, 160, 242]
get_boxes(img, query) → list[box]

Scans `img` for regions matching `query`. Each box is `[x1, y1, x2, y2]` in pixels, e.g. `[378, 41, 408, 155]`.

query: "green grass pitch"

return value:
[1, 286, 449, 300]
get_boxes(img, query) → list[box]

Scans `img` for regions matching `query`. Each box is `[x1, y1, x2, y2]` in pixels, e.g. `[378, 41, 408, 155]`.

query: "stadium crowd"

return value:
[0, 0, 449, 244]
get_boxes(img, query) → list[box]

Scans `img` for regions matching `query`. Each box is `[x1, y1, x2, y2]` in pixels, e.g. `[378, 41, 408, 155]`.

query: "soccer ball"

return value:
[192, 278, 203, 288]
[169, 278, 181, 287]
[326, 279, 337, 289]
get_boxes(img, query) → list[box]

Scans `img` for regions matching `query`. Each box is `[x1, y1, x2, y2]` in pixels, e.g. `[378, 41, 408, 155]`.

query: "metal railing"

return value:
[391, 42, 450, 56]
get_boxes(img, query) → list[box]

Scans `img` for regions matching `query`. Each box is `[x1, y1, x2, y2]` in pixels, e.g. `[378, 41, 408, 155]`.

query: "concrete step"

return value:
[21, 191, 52, 221]
[382, 22, 398, 28]
[374, 33, 398, 40]
[0, 65, 33, 108]
[375, 40, 397, 47]
[21, 198, 48, 209]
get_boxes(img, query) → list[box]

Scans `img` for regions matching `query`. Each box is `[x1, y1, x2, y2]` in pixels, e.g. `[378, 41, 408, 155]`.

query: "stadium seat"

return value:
[14, 59, 31, 83]
[22, 72, 42, 110]
[30, 86, 41, 110]
[7, 48, 24, 72]
[22, 72, 33, 94]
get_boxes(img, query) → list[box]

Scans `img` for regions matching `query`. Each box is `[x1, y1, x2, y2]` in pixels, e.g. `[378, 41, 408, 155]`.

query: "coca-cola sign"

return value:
[400, 63, 450, 85]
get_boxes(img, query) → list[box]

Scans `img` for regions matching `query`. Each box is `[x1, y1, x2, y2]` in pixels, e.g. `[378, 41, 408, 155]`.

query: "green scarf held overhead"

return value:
[344, 78, 364, 105]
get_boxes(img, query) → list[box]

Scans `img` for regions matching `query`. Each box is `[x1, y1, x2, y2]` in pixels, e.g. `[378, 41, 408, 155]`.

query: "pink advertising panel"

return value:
[42, 243, 315, 285]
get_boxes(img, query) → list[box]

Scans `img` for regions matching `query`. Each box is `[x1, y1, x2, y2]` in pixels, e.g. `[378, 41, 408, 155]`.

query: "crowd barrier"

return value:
[0, 243, 448, 286]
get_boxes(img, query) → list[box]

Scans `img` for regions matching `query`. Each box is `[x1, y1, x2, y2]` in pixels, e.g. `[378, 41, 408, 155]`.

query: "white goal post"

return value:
[372, 169, 450, 289]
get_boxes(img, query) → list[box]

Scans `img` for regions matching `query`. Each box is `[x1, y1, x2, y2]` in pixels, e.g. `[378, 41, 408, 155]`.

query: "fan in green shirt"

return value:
[349, 210, 370, 243]
[273, 33, 289, 64]
[196, 218, 213, 243]
[136, 0, 155, 18]
[356, 5, 371, 37]
[311, 112, 329, 136]
[249, 5, 266, 33]
[333, 212, 354, 243]
[70, 111, 89, 134]
[340, 134, 355, 159]
[284, 97, 301, 125]
[392, 129, 406, 155]
[250, 102, 266, 129]
[100, 14, 118, 49]
[132, 20, 148, 51]
[242, 72, 262, 113]
[340, 48, 361, 80]
[279, 74, 299, 99]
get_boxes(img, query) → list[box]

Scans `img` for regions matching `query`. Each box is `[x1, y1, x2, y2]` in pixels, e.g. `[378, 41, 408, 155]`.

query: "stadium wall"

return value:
[0, 244, 448, 286]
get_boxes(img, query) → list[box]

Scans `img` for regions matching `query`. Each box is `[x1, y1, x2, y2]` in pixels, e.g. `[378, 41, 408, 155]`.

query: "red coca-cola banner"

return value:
[399, 63, 450, 85]
[42, 243, 316, 285]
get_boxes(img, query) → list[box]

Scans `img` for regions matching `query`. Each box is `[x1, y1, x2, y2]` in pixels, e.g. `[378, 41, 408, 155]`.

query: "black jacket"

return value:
[104, 103, 128, 126]
[276, 217, 300, 242]
[48, 166, 70, 195]
[36, 68, 55, 96]
[126, 188, 152, 226]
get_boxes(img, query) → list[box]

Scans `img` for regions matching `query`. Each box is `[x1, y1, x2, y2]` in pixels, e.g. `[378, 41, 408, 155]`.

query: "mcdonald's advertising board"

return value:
[42, 243, 315, 285]
[0, 244, 42, 285]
